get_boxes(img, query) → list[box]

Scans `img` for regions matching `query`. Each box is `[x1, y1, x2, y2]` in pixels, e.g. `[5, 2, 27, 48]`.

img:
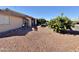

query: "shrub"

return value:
[37, 18, 47, 26]
[48, 16, 74, 33]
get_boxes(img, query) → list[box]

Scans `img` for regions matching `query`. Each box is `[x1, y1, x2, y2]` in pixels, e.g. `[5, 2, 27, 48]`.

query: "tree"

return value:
[61, 12, 64, 17]
[37, 18, 47, 25]
[48, 16, 73, 33]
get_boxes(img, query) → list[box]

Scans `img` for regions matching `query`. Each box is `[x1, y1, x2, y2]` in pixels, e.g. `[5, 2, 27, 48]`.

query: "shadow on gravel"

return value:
[0, 27, 32, 38]
[60, 30, 79, 35]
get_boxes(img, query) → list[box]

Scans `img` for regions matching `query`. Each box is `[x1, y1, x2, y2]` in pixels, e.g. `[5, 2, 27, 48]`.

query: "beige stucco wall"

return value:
[25, 17, 32, 27]
[0, 14, 23, 32]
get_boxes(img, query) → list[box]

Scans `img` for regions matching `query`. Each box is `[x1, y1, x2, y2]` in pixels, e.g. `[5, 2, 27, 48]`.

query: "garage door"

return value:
[10, 16, 23, 28]
[0, 14, 10, 24]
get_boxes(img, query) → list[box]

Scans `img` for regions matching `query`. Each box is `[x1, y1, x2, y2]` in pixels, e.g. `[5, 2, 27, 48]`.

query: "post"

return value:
[35, 19, 37, 26]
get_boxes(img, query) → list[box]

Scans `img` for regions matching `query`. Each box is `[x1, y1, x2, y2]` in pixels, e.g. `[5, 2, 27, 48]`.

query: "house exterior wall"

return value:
[31, 18, 37, 27]
[25, 17, 32, 27]
[0, 14, 23, 32]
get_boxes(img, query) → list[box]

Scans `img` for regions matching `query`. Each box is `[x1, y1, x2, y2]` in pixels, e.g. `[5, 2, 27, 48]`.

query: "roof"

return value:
[0, 8, 35, 19]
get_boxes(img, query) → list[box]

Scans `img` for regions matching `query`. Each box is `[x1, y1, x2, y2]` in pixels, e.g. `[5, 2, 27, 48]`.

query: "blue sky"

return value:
[0, 6, 79, 20]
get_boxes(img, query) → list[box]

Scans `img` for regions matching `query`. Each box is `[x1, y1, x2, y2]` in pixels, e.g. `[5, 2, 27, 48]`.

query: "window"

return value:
[0, 14, 10, 24]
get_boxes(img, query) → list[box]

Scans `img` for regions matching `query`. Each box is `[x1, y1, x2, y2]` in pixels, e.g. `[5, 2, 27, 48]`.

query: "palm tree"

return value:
[61, 12, 64, 17]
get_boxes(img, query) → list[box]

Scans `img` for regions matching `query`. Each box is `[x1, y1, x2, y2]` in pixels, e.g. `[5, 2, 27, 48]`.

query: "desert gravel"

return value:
[0, 27, 79, 52]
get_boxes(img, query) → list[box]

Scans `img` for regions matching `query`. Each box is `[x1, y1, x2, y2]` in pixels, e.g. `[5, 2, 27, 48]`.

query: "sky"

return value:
[0, 6, 79, 20]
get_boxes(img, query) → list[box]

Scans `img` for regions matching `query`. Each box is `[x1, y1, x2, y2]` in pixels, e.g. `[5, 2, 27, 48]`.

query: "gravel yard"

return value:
[0, 26, 79, 51]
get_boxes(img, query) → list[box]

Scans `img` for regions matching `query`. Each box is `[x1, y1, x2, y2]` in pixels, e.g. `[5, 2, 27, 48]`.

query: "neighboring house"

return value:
[71, 20, 79, 31]
[0, 8, 37, 32]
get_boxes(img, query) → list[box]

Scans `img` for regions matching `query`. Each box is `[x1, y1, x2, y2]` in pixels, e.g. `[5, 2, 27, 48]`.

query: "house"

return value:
[0, 8, 37, 32]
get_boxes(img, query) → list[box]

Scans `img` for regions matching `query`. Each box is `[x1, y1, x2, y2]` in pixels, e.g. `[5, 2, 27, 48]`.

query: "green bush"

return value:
[48, 16, 74, 33]
[37, 18, 47, 26]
